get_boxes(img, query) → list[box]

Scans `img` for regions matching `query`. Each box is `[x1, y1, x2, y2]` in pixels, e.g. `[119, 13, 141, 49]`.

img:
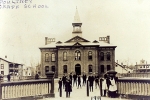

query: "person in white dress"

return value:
[108, 76, 117, 98]
[102, 74, 108, 97]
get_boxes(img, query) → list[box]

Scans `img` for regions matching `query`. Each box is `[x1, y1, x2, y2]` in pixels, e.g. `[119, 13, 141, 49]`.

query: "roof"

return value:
[65, 35, 90, 43]
[39, 40, 116, 49]
[0, 57, 23, 65]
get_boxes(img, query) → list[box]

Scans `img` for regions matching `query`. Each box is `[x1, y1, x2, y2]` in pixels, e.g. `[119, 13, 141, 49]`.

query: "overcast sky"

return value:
[0, 0, 150, 66]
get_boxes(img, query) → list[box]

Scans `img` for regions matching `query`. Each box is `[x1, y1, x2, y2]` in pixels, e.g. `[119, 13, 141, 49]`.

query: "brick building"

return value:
[39, 9, 117, 77]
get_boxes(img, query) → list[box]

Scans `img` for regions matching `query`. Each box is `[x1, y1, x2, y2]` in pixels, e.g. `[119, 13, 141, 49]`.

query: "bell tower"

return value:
[72, 7, 82, 37]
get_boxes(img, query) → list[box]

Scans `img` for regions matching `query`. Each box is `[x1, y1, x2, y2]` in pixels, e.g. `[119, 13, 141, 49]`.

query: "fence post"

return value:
[100, 78, 103, 96]
[87, 80, 89, 97]
[45, 71, 55, 97]
[59, 85, 62, 97]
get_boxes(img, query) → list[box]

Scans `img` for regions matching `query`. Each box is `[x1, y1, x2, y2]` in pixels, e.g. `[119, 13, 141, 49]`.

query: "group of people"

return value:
[102, 74, 118, 98]
[58, 73, 100, 97]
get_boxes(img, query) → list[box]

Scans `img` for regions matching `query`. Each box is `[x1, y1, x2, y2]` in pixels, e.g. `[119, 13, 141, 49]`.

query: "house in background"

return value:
[23, 66, 35, 77]
[135, 59, 150, 72]
[0, 57, 23, 77]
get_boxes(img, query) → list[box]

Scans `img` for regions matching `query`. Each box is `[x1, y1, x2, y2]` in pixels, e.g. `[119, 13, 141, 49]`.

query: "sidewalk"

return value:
[42, 79, 127, 100]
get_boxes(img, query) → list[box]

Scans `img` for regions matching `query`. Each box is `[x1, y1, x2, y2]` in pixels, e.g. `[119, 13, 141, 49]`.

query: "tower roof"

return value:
[73, 7, 81, 23]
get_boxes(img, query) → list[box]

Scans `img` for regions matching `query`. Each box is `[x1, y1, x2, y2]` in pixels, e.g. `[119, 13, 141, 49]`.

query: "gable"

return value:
[73, 42, 82, 46]
[65, 36, 90, 43]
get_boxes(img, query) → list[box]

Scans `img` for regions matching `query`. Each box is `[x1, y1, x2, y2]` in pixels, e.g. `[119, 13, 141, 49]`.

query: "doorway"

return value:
[75, 64, 81, 75]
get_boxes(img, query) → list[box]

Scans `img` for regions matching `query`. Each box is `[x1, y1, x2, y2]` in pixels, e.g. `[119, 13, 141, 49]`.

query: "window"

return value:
[1, 64, 4, 69]
[63, 52, 67, 61]
[51, 66, 55, 72]
[45, 53, 49, 62]
[51, 53, 56, 62]
[45, 66, 49, 73]
[63, 65, 67, 73]
[88, 65, 93, 73]
[101, 65, 104, 73]
[88, 51, 92, 60]
[107, 65, 111, 71]
[100, 52, 104, 61]
[75, 50, 81, 60]
[106, 52, 111, 61]
[147, 66, 149, 68]
[1, 71, 4, 75]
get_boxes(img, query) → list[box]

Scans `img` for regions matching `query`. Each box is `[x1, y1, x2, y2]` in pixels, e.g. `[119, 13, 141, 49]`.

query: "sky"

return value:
[0, 0, 150, 66]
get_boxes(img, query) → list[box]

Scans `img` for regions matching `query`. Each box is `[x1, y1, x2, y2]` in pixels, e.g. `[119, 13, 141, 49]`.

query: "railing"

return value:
[2, 76, 35, 82]
[117, 73, 150, 78]
[0, 71, 55, 100]
[117, 77, 150, 99]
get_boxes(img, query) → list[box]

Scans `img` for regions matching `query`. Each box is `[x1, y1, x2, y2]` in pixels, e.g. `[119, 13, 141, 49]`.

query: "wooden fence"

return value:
[117, 77, 150, 99]
[117, 73, 150, 78]
[0, 72, 55, 100]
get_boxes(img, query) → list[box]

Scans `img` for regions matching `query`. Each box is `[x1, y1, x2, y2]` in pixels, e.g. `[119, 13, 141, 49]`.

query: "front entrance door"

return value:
[75, 64, 81, 75]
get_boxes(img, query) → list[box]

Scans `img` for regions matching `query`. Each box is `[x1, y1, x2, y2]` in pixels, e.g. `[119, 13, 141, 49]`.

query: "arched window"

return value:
[63, 65, 67, 73]
[51, 53, 55, 62]
[88, 65, 93, 73]
[107, 65, 111, 71]
[100, 65, 104, 73]
[45, 66, 49, 73]
[100, 52, 104, 61]
[51, 66, 55, 72]
[75, 50, 81, 60]
[63, 52, 67, 61]
[88, 51, 92, 60]
[106, 52, 111, 61]
[45, 53, 49, 62]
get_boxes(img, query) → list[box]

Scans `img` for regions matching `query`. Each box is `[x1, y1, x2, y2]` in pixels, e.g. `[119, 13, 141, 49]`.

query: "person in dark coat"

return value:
[62, 74, 67, 89]
[35, 73, 39, 79]
[88, 75, 94, 92]
[82, 73, 87, 86]
[95, 75, 99, 89]
[65, 78, 72, 97]
[58, 78, 62, 91]
[73, 73, 77, 87]
[7, 74, 11, 81]
[69, 73, 72, 85]
[77, 75, 81, 89]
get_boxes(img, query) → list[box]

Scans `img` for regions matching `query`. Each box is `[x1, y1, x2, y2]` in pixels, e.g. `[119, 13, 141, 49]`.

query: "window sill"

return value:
[51, 61, 56, 62]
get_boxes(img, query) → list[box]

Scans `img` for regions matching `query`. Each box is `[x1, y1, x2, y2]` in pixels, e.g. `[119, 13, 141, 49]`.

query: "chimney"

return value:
[136, 62, 137, 65]
[117, 60, 118, 63]
[45, 37, 48, 45]
[107, 35, 110, 44]
[5, 55, 7, 58]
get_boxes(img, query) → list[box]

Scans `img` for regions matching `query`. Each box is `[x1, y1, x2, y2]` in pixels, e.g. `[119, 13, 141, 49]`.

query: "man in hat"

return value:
[73, 73, 77, 87]
[82, 73, 87, 86]
[65, 78, 72, 97]
[62, 74, 67, 89]
[58, 78, 62, 91]
[88, 74, 94, 92]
